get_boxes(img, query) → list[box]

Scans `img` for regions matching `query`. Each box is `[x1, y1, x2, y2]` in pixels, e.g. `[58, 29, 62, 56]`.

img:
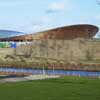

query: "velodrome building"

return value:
[0, 24, 99, 42]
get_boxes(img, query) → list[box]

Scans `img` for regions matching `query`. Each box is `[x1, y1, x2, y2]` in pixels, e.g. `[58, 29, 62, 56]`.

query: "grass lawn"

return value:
[0, 76, 100, 100]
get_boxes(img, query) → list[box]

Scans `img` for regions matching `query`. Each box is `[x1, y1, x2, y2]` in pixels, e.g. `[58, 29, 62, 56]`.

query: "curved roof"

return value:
[0, 30, 24, 38]
[0, 24, 99, 41]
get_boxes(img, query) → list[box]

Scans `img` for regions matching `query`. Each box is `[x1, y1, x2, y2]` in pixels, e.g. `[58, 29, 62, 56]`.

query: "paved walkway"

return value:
[0, 74, 60, 82]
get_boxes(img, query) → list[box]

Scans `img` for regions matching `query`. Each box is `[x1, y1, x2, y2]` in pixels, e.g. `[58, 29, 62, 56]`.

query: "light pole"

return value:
[52, 61, 57, 75]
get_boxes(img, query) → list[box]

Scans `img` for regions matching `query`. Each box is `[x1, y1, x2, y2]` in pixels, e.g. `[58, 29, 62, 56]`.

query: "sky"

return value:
[0, 0, 100, 36]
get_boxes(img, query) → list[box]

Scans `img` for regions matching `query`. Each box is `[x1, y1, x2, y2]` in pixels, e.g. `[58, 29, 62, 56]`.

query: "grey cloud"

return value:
[46, 9, 60, 14]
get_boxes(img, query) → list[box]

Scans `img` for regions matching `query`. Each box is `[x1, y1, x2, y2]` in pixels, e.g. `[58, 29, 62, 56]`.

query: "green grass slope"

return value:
[0, 76, 100, 100]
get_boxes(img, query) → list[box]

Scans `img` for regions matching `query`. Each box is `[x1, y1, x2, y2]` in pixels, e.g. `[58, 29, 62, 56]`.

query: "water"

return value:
[0, 67, 100, 76]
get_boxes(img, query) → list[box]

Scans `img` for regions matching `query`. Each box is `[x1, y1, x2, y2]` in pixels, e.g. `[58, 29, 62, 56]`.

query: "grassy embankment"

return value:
[0, 76, 100, 100]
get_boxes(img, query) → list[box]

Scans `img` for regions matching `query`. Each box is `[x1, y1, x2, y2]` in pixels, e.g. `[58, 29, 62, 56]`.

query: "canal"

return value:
[0, 67, 100, 76]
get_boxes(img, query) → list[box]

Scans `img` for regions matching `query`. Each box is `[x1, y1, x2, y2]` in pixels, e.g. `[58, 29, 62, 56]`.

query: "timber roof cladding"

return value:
[0, 24, 99, 41]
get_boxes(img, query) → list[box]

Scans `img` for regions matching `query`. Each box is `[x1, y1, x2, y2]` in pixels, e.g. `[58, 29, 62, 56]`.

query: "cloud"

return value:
[27, 16, 53, 33]
[79, 21, 89, 24]
[23, 24, 49, 34]
[0, 16, 53, 34]
[41, 16, 52, 23]
[50, 2, 66, 11]
[96, 15, 100, 20]
[96, 0, 100, 5]
[0, 0, 30, 7]
[17, 16, 52, 33]
[46, 0, 71, 14]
